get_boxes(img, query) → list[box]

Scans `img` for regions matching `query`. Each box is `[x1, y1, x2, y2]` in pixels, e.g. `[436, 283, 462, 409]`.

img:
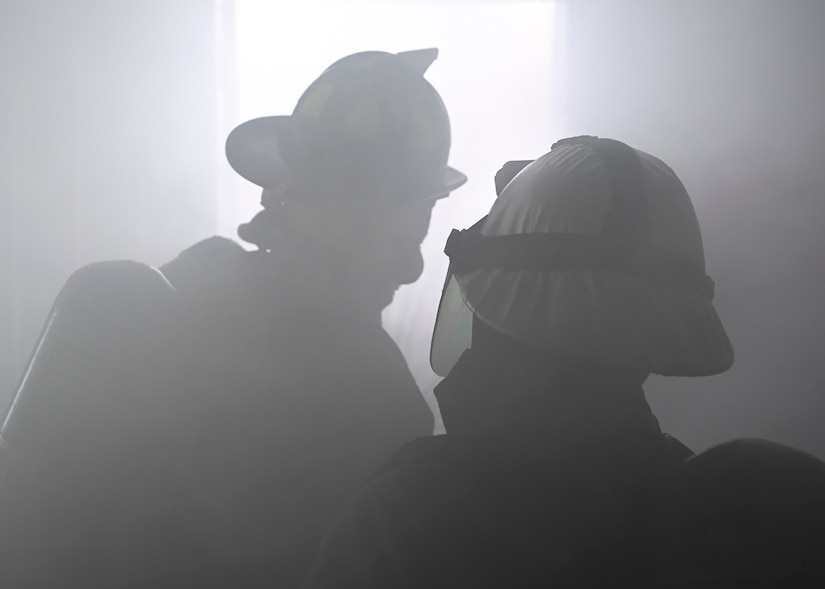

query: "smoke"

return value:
[2, 0, 824, 459]
[556, 0, 825, 457]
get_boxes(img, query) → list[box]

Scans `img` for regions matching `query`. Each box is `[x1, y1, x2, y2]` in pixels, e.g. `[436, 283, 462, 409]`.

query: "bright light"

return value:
[219, 0, 562, 428]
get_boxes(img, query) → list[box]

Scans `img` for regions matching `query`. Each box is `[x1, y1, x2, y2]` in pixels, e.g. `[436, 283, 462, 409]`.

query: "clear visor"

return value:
[430, 272, 474, 377]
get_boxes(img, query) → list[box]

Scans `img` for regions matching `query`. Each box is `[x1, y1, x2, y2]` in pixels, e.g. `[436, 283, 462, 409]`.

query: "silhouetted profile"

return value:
[300, 137, 825, 588]
[0, 49, 465, 588]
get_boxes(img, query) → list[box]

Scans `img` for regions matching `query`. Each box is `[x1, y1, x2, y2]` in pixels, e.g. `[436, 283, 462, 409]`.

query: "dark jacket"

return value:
[301, 350, 681, 588]
[301, 349, 825, 588]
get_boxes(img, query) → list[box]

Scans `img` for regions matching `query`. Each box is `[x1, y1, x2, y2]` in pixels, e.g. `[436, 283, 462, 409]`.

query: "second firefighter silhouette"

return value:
[300, 137, 825, 588]
[0, 49, 465, 587]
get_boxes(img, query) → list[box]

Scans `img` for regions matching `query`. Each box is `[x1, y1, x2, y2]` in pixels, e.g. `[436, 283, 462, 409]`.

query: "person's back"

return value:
[157, 236, 435, 586]
[302, 370, 692, 588]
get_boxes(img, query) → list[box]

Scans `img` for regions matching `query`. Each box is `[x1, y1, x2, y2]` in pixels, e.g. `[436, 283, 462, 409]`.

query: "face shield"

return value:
[430, 245, 478, 378]
[431, 161, 535, 377]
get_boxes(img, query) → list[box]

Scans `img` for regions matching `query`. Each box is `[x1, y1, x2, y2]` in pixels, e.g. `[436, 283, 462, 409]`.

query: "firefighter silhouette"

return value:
[0, 49, 466, 588]
[300, 137, 825, 588]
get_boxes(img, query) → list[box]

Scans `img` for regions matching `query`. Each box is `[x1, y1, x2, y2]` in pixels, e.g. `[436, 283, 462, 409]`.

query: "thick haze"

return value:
[2, 0, 824, 458]
[557, 0, 825, 457]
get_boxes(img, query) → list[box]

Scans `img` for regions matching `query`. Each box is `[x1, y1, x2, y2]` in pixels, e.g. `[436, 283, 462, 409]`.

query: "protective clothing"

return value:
[0, 236, 436, 587]
[302, 432, 825, 589]
[159, 236, 436, 587]
[432, 136, 733, 377]
[301, 342, 678, 589]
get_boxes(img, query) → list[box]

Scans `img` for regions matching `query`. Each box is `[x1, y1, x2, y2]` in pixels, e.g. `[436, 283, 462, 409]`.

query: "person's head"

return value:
[225, 49, 466, 307]
[431, 135, 733, 380]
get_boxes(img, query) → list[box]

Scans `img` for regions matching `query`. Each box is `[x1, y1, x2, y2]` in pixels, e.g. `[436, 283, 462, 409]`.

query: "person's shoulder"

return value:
[159, 236, 251, 298]
[648, 438, 825, 586]
[162, 236, 246, 273]
[178, 235, 246, 257]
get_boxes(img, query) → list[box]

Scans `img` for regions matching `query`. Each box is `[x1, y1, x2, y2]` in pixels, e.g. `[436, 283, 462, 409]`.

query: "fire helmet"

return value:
[431, 136, 733, 377]
[226, 48, 466, 213]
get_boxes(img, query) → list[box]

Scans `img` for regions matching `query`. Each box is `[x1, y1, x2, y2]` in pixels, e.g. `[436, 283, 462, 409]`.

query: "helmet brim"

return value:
[225, 115, 467, 202]
[431, 264, 734, 378]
